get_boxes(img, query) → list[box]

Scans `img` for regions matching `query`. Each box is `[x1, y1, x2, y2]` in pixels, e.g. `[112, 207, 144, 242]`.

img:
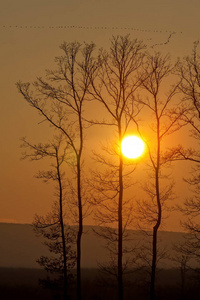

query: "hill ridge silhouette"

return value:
[0, 223, 186, 269]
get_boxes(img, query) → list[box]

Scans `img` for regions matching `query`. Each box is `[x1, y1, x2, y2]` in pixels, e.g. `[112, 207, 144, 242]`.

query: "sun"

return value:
[121, 135, 145, 159]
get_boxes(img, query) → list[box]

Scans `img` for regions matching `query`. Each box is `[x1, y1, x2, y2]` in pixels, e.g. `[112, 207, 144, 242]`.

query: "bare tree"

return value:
[135, 51, 184, 300]
[88, 35, 145, 300]
[171, 42, 200, 269]
[21, 134, 75, 299]
[16, 41, 96, 300]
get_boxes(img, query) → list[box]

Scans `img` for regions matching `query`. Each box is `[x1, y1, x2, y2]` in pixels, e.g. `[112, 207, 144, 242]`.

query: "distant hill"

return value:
[0, 223, 188, 269]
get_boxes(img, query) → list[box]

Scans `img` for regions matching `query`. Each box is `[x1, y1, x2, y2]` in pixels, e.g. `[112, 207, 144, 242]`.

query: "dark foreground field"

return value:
[0, 267, 200, 300]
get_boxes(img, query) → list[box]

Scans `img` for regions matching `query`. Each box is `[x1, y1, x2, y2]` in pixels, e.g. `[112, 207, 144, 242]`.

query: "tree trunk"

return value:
[77, 159, 83, 300]
[56, 151, 69, 300]
[150, 226, 158, 300]
[118, 126, 123, 300]
[150, 165, 161, 300]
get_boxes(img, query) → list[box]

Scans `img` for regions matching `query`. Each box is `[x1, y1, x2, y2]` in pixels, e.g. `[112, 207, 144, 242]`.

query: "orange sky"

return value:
[1, 0, 200, 231]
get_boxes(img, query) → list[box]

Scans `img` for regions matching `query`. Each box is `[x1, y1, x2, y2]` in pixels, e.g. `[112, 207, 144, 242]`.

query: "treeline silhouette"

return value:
[0, 267, 200, 300]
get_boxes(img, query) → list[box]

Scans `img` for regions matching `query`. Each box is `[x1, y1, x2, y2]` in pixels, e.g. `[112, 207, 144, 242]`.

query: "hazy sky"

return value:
[1, 0, 200, 229]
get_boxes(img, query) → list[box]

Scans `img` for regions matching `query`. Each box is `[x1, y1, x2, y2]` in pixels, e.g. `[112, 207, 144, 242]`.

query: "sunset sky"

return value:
[1, 0, 200, 230]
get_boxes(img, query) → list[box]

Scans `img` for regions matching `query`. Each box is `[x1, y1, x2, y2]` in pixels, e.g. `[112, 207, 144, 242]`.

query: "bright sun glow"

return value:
[121, 136, 145, 159]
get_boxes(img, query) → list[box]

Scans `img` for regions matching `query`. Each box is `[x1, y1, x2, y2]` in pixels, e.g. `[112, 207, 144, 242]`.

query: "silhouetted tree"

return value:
[88, 35, 145, 300]
[17, 41, 96, 300]
[21, 134, 76, 299]
[135, 51, 184, 300]
[170, 42, 200, 275]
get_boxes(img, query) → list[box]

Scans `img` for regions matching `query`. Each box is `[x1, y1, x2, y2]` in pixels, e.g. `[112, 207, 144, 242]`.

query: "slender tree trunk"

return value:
[76, 158, 83, 300]
[118, 126, 123, 300]
[150, 225, 158, 300]
[77, 231, 82, 300]
[150, 115, 161, 300]
[76, 110, 84, 300]
[150, 169, 161, 300]
[56, 152, 69, 300]
[76, 106, 84, 300]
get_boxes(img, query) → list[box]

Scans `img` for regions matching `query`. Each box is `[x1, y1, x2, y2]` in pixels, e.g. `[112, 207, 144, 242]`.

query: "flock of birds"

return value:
[1, 24, 182, 48]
